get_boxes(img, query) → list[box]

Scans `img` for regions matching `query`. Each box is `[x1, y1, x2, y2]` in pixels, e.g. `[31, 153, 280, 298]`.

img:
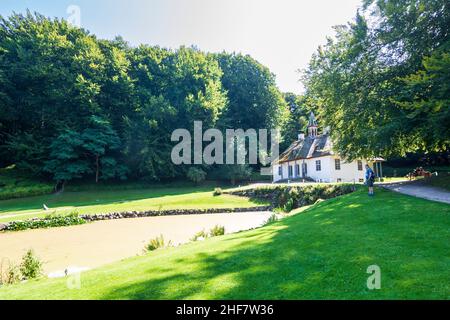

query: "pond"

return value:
[0, 211, 273, 275]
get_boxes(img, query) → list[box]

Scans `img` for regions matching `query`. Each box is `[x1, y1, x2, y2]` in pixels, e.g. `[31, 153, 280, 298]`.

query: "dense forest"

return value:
[0, 12, 307, 185]
[1, 0, 449, 187]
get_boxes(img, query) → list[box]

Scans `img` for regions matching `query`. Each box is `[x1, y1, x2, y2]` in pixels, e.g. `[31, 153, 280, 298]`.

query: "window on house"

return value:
[288, 165, 293, 177]
[295, 164, 300, 177]
[358, 160, 363, 171]
[359, 178, 364, 183]
[316, 160, 321, 171]
[278, 166, 282, 177]
[335, 159, 341, 170]
[337, 178, 342, 183]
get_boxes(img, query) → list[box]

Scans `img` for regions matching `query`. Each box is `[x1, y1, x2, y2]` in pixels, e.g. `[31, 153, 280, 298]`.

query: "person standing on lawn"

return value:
[365, 164, 375, 196]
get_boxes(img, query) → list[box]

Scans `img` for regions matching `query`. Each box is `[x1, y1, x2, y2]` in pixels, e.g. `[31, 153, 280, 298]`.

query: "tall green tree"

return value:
[0, 12, 112, 174]
[216, 53, 288, 130]
[303, 1, 450, 159]
[280, 93, 309, 150]
[0, 12, 289, 184]
[44, 116, 125, 185]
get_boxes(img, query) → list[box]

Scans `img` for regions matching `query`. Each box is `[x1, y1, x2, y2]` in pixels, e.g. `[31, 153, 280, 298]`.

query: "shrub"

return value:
[213, 188, 223, 196]
[0, 262, 21, 285]
[209, 225, 225, 237]
[233, 184, 355, 211]
[264, 214, 279, 225]
[19, 250, 43, 280]
[190, 230, 209, 241]
[187, 167, 207, 184]
[283, 198, 294, 212]
[145, 235, 172, 252]
[6, 212, 86, 231]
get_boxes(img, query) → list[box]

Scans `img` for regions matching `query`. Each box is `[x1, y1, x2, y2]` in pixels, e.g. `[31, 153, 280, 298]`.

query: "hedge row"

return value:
[80, 206, 272, 222]
[1, 206, 272, 232]
[229, 184, 356, 212]
[3, 213, 86, 231]
[0, 185, 54, 201]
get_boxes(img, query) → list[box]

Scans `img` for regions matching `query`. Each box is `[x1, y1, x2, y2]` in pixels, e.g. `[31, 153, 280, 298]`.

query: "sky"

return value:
[0, 0, 362, 94]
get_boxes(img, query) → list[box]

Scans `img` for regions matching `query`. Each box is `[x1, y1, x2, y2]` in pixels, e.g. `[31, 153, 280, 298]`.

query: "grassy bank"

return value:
[1, 188, 448, 299]
[0, 166, 53, 200]
[426, 173, 450, 191]
[0, 186, 266, 223]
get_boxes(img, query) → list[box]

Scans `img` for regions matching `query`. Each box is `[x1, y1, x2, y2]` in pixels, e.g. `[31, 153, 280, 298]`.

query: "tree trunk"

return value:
[96, 155, 99, 184]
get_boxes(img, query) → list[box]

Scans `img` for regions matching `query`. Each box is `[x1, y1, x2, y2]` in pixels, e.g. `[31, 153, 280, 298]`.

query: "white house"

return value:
[272, 112, 383, 183]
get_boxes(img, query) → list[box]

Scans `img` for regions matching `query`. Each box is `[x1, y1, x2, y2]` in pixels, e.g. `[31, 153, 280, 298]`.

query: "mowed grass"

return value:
[427, 173, 450, 191]
[1, 188, 448, 299]
[0, 186, 265, 223]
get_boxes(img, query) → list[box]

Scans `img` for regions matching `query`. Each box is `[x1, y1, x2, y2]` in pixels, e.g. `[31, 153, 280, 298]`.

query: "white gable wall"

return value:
[327, 156, 368, 183]
[272, 156, 369, 183]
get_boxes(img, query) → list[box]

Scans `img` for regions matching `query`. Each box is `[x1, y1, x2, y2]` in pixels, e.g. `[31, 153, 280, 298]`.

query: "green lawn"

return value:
[1, 188, 449, 299]
[426, 173, 450, 191]
[0, 166, 53, 200]
[0, 186, 265, 223]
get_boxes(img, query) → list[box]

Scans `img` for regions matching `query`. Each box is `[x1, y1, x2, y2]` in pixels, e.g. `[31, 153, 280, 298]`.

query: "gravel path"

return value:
[0, 211, 272, 275]
[382, 182, 450, 204]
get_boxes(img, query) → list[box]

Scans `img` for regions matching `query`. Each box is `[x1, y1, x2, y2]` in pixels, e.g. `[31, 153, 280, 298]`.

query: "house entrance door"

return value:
[302, 163, 308, 178]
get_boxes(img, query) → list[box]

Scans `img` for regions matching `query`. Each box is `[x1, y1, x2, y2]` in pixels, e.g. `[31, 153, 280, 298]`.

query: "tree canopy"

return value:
[302, 0, 449, 160]
[0, 12, 289, 184]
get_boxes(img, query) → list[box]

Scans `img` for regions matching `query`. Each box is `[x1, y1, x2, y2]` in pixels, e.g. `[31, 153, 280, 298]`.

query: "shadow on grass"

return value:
[99, 189, 450, 300]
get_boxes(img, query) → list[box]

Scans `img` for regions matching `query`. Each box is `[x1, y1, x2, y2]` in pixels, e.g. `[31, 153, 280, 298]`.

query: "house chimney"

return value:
[298, 133, 305, 140]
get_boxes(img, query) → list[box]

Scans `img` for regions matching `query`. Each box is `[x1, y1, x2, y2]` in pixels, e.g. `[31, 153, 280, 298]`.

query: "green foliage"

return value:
[394, 40, 450, 151]
[0, 166, 53, 200]
[280, 93, 309, 150]
[210, 164, 252, 185]
[1, 250, 44, 285]
[245, 184, 356, 211]
[43, 117, 125, 183]
[5, 213, 86, 231]
[303, 1, 450, 158]
[19, 250, 43, 280]
[283, 198, 295, 212]
[186, 167, 207, 184]
[144, 235, 172, 252]
[209, 225, 225, 237]
[0, 13, 297, 185]
[216, 53, 288, 130]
